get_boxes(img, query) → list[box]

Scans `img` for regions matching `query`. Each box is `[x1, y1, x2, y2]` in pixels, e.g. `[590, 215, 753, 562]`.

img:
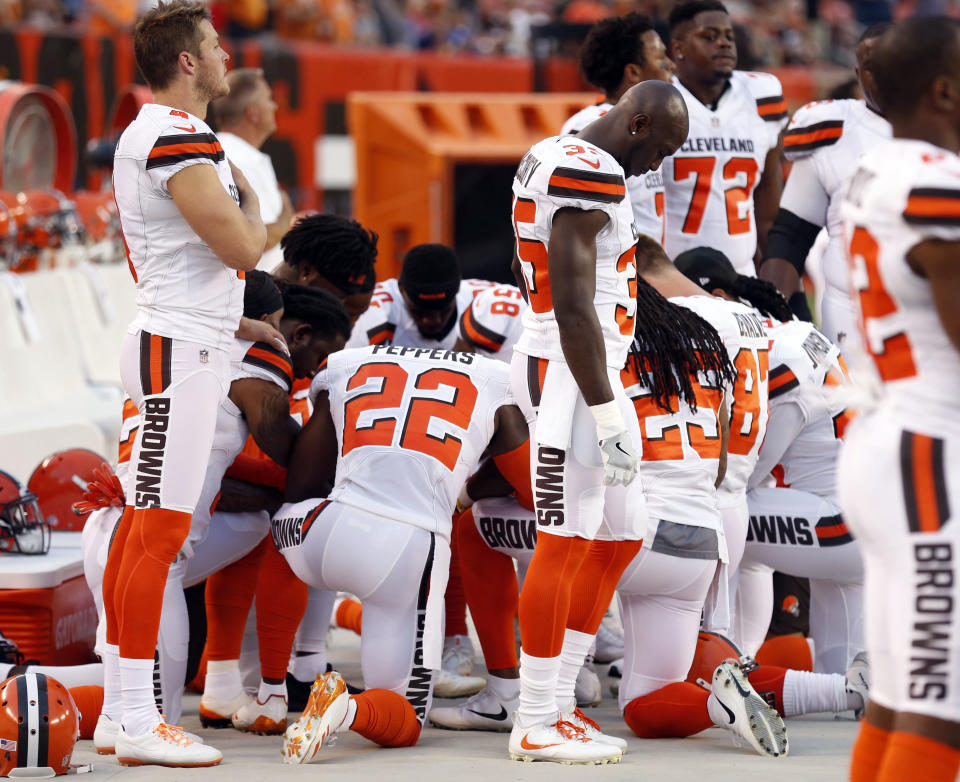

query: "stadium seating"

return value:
[0, 264, 134, 478]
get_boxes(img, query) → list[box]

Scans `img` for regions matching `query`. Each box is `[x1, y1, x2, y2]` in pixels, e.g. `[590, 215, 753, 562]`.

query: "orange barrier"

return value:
[350, 92, 595, 281]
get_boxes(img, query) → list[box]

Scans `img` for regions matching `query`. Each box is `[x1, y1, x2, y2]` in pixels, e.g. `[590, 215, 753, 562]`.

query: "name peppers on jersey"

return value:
[662, 71, 788, 276]
[512, 136, 638, 370]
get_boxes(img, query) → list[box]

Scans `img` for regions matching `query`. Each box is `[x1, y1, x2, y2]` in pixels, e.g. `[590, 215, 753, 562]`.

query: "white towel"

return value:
[533, 360, 580, 450]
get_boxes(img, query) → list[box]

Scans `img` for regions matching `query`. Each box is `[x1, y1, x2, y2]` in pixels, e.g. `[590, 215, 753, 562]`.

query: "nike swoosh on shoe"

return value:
[467, 706, 508, 721]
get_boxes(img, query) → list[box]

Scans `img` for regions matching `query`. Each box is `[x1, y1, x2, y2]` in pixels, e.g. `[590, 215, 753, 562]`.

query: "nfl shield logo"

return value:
[711, 116, 720, 128]
[199, 349, 209, 364]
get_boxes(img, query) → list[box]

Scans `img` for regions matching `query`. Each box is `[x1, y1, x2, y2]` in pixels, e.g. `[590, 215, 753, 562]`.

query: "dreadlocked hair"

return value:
[275, 279, 352, 341]
[627, 276, 737, 413]
[728, 276, 794, 322]
[280, 214, 378, 293]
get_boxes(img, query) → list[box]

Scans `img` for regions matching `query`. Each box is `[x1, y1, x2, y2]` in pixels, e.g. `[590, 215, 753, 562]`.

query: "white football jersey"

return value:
[672, 295, 770, 504]
[620, 344, 728, 529]
[780, 99, 891, 345]
[310, 346, 515, 538]
[113, 104, 245, 351]
[663, 71, 788, 275]
[749, 320, 852, 498]
[512, 136, 638, 369]
[188, 338, 294, 551]
[561, 102, 665, 244]
[842, 139, 960, 434]
[457, 284, 526, 363]
[345, 277, 494, 350]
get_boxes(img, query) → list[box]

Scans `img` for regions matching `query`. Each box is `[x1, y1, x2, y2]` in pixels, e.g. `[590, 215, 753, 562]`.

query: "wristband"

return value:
[589, 400, 626, 441]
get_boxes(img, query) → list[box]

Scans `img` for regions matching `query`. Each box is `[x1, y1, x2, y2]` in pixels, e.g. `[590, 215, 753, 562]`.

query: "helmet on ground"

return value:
[0, 471, 51, 555]
[0, 673, 80, 776]
[685, 631, 743, 685]
[27, 449, 110, 532]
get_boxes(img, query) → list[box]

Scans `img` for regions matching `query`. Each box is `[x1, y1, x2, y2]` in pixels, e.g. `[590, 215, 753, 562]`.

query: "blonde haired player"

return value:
[105, 0, 276, 767]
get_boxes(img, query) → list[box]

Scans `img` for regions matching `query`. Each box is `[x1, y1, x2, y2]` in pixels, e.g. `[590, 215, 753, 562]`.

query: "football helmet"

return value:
[685, 631, 743, 685]
[0, 471, 51, 555]
[0, 673, 80, 776]
[17, 189, 86, 269]
[0, 192, 28, 272]
[27, 449, 110, 532]
[73, 189, 123, 264]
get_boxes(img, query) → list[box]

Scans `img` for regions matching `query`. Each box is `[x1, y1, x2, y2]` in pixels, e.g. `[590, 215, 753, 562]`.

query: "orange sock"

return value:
[456, 509, 518, 670]
[335, 599, 363, 635]
[755, 635, 813, 671]
[69, 685, 104, 739]
[444, 531, 468, 637]
[102, 505, 134, 646]
[518, 532, 592, 658]
[350, 689, 421, 747]
[566, 539, 641, 634]
[256, 542, 308, 680]
[746, 665, 786, 716]
[876, 731, 960, 782]
[623, 682, 713, 738]
[205, 535, 268, 660]
[115, 507, 192, 659]
[850, 719, 892, 782]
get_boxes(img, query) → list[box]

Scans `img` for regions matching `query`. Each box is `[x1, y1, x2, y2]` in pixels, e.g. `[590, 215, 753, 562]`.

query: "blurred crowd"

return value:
[1, 0, 957, 67]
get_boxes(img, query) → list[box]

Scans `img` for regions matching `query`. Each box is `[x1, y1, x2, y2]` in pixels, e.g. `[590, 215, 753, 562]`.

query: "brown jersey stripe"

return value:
[768, 365, 799, 397]
[300, 499, 331, 543]
[815, 514, 853, 547]
[903, 187, 960, 226]
[784, 120, 844, 151]
[152, 132, 219, 148]
[757, 96, 788, 120]
[366, 322, 396, 345]
[244, 346, 294, 390]
[460, 305, 506, 352]
[527, 355, 547, 408]
[901, 431, 951, 533]
[548, 174, 625, 198]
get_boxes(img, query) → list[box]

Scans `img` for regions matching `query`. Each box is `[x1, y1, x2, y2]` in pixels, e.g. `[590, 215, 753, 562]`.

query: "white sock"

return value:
[290, 651, 326, 683]
[204, 659, 243, 701]
[102, 644, 123, 722]
[119, 656, 161, 736]
[782, 670, 848, 717]
[257, 680, 288, 703]
[555, 629, 594, 713]
[487, 674, 520, 703]
[517, 651, 561, 728]
[344, 696, 358, 728]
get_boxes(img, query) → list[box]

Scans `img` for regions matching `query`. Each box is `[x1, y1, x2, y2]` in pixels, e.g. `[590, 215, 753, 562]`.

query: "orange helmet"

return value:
[0, 673, 80, 776]
[27, 449, 110, 532]
[0, 471, 50, 555]
[685, 631, 743, 685]
[0, 192, 27, 271]
[73, 190, 123, 263]
[17, 189, 85, 252]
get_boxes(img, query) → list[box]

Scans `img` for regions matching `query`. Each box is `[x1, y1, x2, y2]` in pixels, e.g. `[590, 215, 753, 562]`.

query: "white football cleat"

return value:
[115, 722, 222, 767]
[846, 652, 870, 719]
[509, 718, 622, 764]
[575, 655, 602, 707]
[594, 611, 624, 663]
[199, 691, 252, 729]
[434, 668, 486, 698]
[283, 671, 350, 764]
[442, 634, 476, 676]
[430, 686, 516, 731]
[93, 714, 120, 755]
[707, 661, 788, 758]
[561, 706, 628, 752]
[232, 693, 288, 734]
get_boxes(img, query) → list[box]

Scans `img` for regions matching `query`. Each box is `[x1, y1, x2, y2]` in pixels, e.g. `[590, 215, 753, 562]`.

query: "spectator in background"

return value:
[213, 68, 294, 272]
